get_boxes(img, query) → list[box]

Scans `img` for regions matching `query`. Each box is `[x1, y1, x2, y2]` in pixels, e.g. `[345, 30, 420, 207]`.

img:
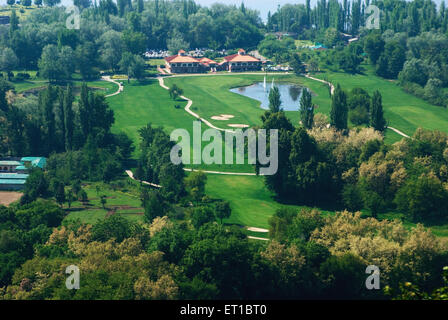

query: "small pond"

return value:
[230, 82, 306, 111]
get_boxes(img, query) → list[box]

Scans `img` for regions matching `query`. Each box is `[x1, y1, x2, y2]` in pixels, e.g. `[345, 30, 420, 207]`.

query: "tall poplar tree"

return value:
[64, 86, 75, 151]
[79, 83, 90, 142]
[370, 90, 387, 132]
[330, 84, 348, 131]
[300, 89, 314, 129]
[269, 86, 282, 112]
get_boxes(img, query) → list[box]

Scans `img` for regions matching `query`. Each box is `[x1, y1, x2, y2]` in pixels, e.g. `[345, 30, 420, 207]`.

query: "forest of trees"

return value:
[0, 0, 264, 81]
[0, 0, 448, 301]
[0, 200, 446, 299]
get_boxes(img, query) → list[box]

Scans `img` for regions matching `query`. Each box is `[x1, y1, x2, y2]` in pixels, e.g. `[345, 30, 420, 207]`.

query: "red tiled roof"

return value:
[223, 53, 260, 63]
[165, 54, 200, 63]
[199, 57, 217, 65]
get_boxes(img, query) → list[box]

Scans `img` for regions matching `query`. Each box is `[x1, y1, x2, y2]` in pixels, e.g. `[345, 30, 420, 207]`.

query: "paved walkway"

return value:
[304, 74, 335, 95]
[102, 76, 124, 97]
[387, 126, 410, 138]
[125, 170, 162, 188]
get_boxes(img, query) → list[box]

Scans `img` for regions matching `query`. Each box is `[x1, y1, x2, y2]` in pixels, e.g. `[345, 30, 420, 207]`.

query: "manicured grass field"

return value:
[205, 173, 336, 229]
[107, 79, 189, 150]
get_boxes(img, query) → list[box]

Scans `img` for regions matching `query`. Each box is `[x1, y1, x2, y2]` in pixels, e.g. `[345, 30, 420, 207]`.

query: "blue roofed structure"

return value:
[20, 157, 47, 169]
[0, 173, 29, 191]
[0, 157, 45, 190]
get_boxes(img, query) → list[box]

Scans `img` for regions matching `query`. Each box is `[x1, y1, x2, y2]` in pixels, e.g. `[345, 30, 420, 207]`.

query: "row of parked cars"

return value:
[144, 48, 229, 59]
[265, 65, 293, 72]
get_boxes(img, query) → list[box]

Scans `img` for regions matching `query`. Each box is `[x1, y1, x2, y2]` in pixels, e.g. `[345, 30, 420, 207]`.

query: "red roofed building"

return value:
[165, 50, 203, 73]
[198, 57, 218, 72]
[220, 49, 262, 72]
[164, 50, 220, 73]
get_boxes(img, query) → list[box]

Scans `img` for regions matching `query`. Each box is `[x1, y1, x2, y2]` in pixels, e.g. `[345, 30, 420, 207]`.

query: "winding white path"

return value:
[125, 170, 162, 188]
[158, 76, 238, 133]
[102, 76, 124, 97]
[305, 74, 335, 95]
[247, 227, 269, 233]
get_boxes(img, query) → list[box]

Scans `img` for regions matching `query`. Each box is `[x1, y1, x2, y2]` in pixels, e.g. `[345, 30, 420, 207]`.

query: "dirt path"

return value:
[0, 191, 23, 206]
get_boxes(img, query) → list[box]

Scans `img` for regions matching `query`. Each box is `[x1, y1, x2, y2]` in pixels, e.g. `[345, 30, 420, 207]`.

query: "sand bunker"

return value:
[228, 124, 250, 128]
[211, 114, 235, 121]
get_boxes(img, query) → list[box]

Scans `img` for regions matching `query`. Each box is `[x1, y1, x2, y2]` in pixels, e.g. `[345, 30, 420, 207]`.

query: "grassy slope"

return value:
[205, 174, 336, 229]
[315, 65, 448, 136]
[64, 181, 144, 225]
[107, 79, 189, 151]
[12, 79, 118, 94]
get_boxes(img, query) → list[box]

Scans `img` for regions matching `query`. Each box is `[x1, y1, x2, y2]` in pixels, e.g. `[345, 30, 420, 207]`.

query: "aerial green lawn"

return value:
[205, 173, 336, 229]
[107, 71, 448, 237]
[205, 174, 281, 228]
[107, 79, 189, 149]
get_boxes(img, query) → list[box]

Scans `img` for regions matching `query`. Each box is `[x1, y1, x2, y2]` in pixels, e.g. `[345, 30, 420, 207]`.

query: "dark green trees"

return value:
[185, 171, 207, 202]
[370, 90, 387, 132]
[169, 84, 184, 101]
[63, 86, 75, 151]
[364, 33, 385, 65]
[300, 88, 314, 129]
[138, 123, 185, 201]
[290, 53, 305, 75]
[330, 84, 348, 131]
[347, 88, 370, 125]
[395, 174, 448, 223]
[268, 86, 282, 112]
[215, 201, 231, 224]
[78, 82, 114, 144]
